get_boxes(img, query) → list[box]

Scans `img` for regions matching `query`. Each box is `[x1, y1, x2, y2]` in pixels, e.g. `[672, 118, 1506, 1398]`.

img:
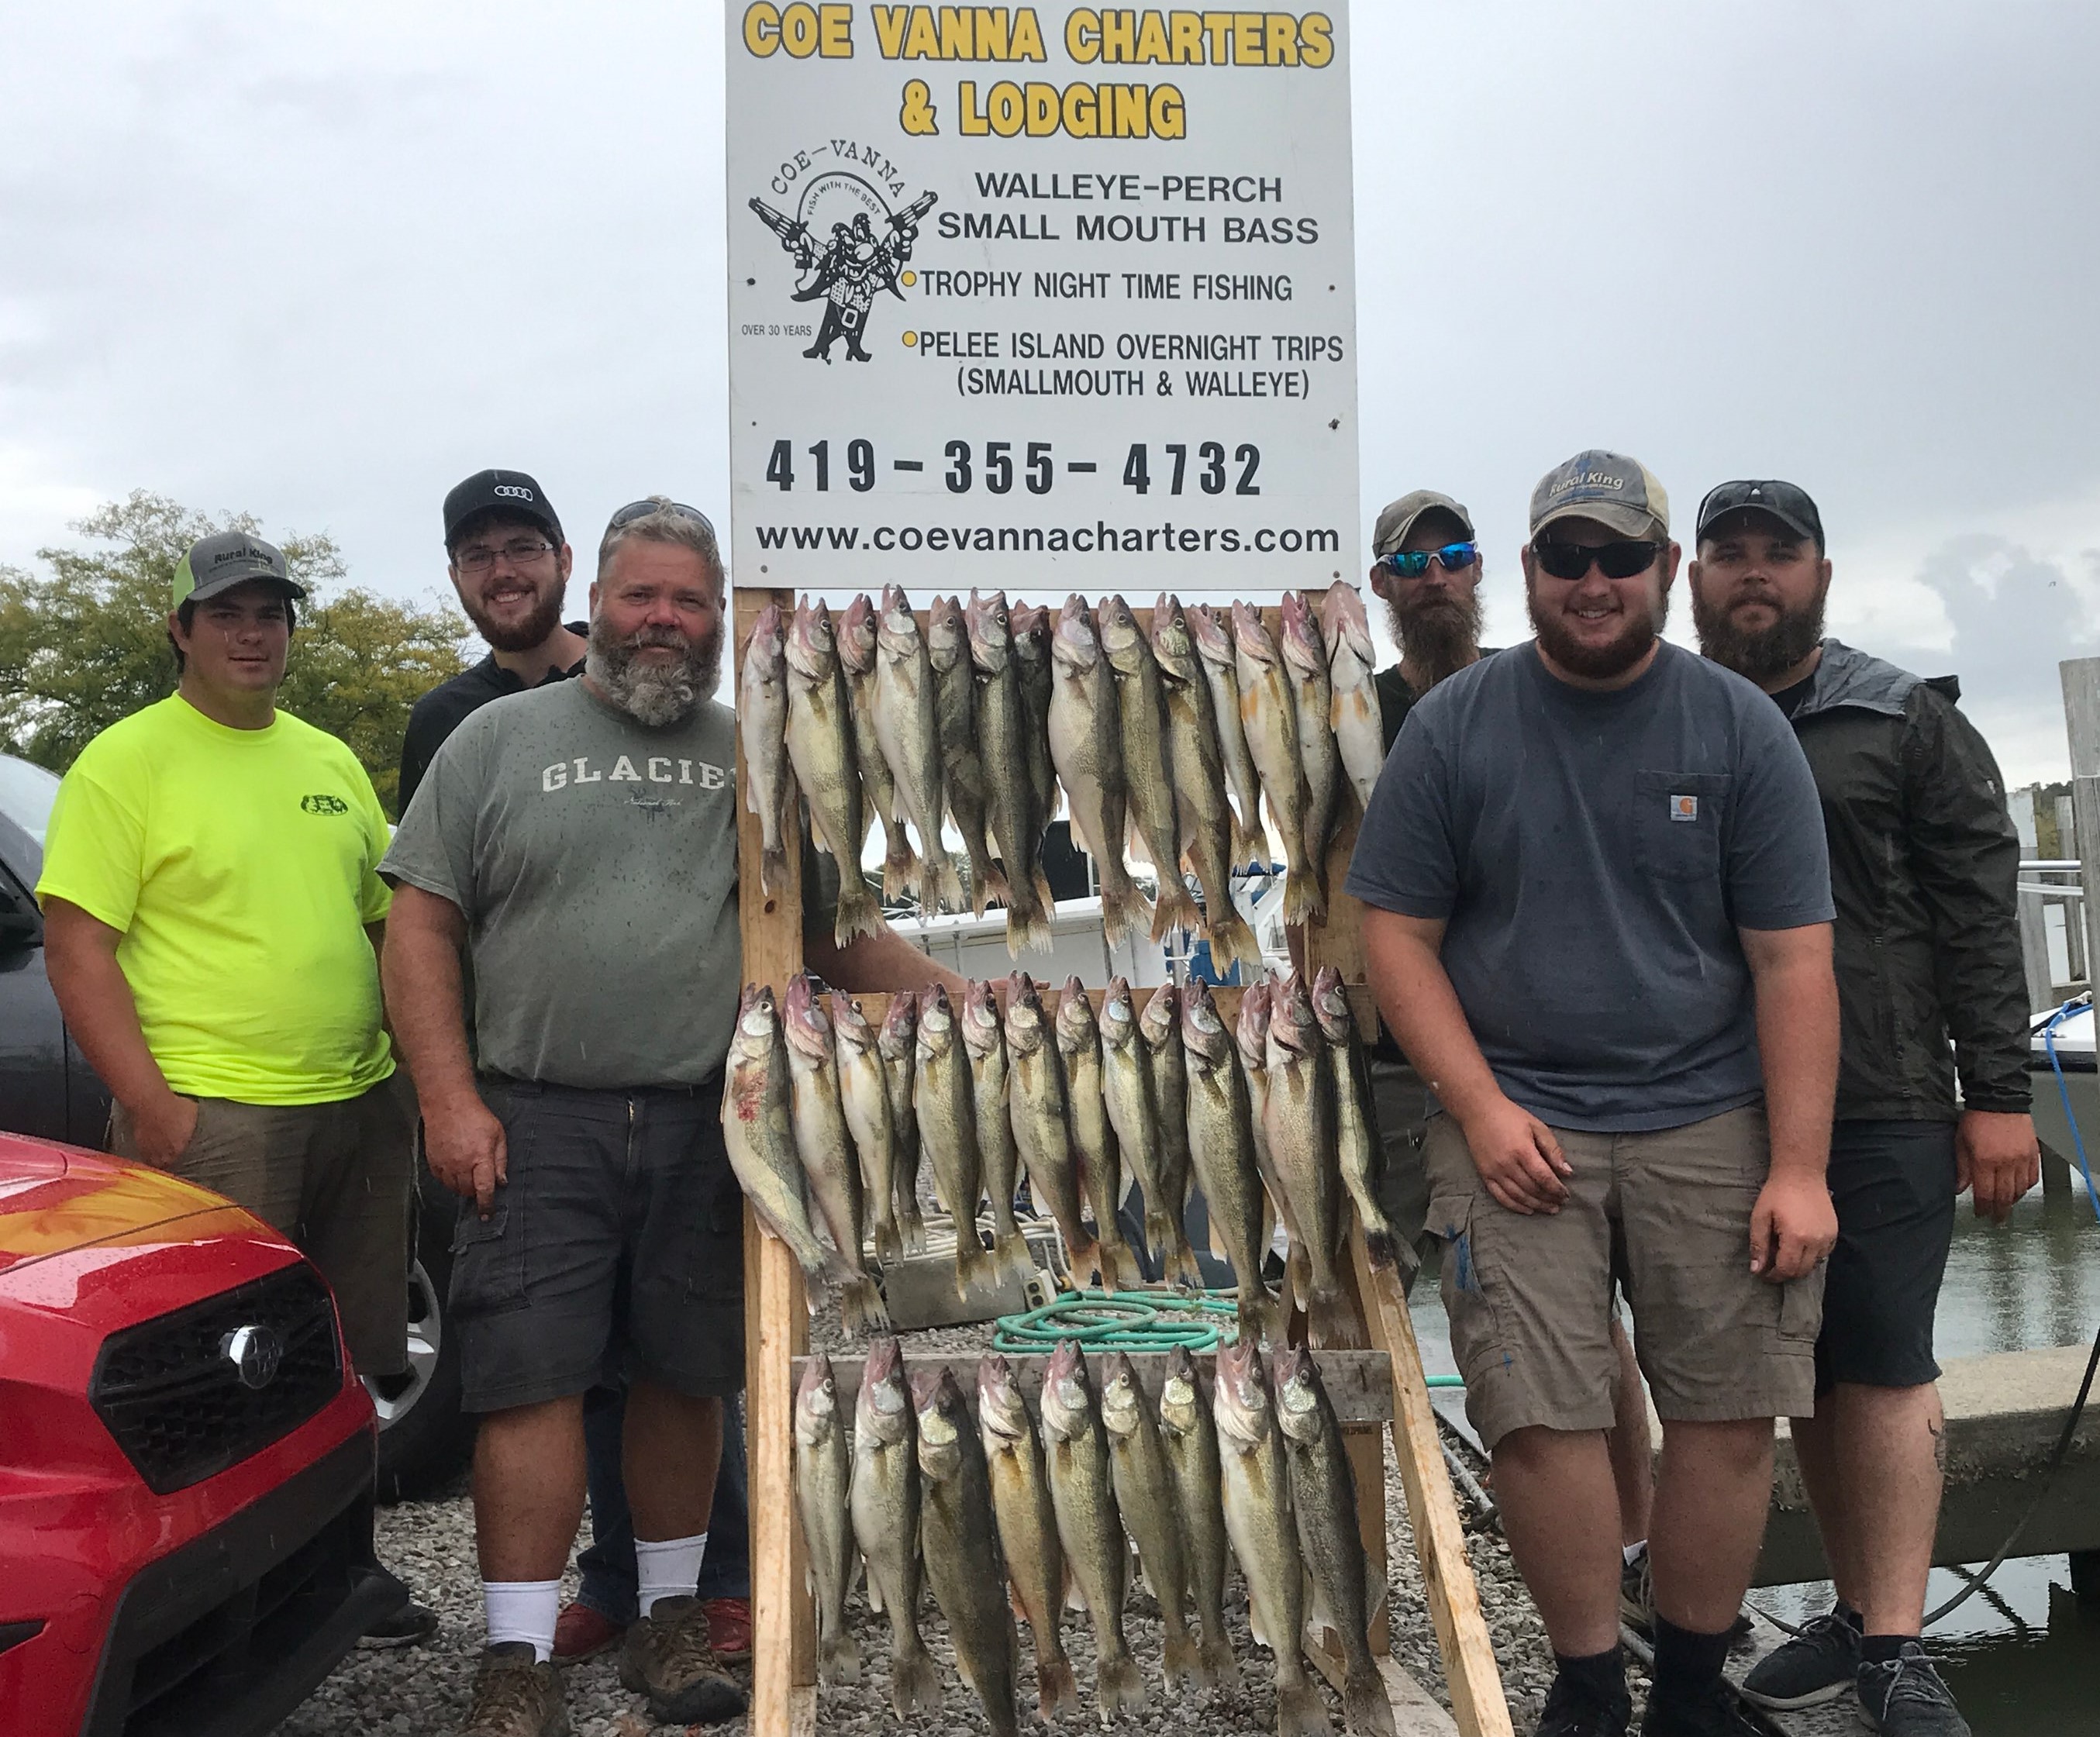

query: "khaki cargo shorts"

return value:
[1424, 1104, 1823, 1452]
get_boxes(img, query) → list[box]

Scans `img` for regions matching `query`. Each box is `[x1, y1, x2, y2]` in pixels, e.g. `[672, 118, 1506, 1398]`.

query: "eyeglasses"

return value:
[608, 498, 717, 536]
[1531, 539, 1663, 581]
[455, 537, 556, 573]
[1380, 542, 1478, 577]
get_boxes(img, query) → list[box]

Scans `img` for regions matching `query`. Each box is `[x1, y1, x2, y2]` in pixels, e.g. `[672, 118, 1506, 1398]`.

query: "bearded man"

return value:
[1350, 451, 1843, 1737]
[1691, 481, 2035, 1737]
[381, 498, 957, 1736]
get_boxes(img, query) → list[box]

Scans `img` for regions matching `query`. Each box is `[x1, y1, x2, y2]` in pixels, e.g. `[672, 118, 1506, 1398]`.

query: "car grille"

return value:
[91, 1264, 343, 1494]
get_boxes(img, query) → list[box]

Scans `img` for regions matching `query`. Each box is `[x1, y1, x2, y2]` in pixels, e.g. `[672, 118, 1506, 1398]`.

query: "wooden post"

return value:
[2059, 660, 2100, 1005]
[736, 588, 818, 1736]
[2019, 887, 2055, 1015]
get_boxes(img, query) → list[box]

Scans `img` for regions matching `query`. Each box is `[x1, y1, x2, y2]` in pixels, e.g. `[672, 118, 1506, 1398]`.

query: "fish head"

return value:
[1158, 1344, 1202, 1437]
[1051, 595, 1100, 676]
[1321, 582, 1374, 666]
[875, 584, 922, 657]
[1138, 981, 1180, 1051]
[742, 602, 785, 682]
[1279, 589, 1328, 678]
[963, 589, 1012, 674]
[960, 977, 1002, 1058]
[858, 1335, 913, 1446]
[1039, 1340, 1093, 1441]
[1010, 603, 1050, 672]
[1150, 594, 1198, 682]
[1053, 977, 1097, 1053]
[1268, 970, 1321, 1064]
[735, 981, 778, 1041]
[1002, 971, 1046, 1055]
[1230, 600, 1280, 668]
[1188, 600, 1235, 669]
[1212, 1335, 1274, 1447]
[1271, 1345, 1324, 1446]
[785, 597, 838, 683]
[1309, 967, 1356, 1044]
[1098, 976, 1137, 1049]
[916, 982, 955, 1056]
[878, 991, 918, 1062]
[1180, 976, 1229, 1063]
[795, 1354, 838, 1443]
[926, 594, 966, 671]
[1096, 594, 1143, 673]
[1098, 1353, 1143, 1440]
[836, 594, 878, 675]
[830, 992, 876, 1057]
[1235, 980, 1273, 1071]
[977, 1354, 1030, 1450]
[782, 972, 833, 1063]
[912, 1368, 963, 1482]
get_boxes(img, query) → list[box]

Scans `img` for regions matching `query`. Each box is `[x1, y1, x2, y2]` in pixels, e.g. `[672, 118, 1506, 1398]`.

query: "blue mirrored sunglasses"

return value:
[1381, 541, 1478, 577]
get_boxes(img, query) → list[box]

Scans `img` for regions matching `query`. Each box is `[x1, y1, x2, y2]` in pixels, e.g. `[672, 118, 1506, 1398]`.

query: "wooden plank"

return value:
[1353, 1232, 1513, 1737]
[1345, 1422, 1391, 1652]
[1305, 1644, 1460, 1736]
[737, 589, 818, 1727]
[791, 1348, 1395, 1426]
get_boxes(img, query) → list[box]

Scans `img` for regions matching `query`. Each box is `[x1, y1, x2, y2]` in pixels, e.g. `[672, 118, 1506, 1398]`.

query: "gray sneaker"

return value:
[462, 1643, 571, 1737]
[617, 1594, 747, 1725]
[1741, 1608, 1861, 1708]
[1620, 1548, 1655, 1634]
[1857, 1644, 1971, 1736]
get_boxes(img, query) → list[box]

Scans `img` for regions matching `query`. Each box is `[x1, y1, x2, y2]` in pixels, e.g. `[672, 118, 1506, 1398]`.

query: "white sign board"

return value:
[725, 4, 1358, 592]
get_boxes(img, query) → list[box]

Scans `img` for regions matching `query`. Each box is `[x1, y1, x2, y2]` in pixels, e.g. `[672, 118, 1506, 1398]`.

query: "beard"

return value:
[1526, 577, 1667, 682]
[586, 615, 724, 727]
[1692, 582, 1826, 686]
[463, 579, 566, 653]
[1382, 588, 1484, 688]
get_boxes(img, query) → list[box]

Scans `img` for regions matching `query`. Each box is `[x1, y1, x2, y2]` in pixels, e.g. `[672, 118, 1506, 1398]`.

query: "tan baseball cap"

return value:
[1529, 450, 1670, 541]
[1372, 490, 1475, 560]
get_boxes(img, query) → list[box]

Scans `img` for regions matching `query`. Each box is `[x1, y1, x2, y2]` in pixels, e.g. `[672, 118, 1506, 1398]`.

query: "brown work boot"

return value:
[461, 1642, 571, 1736]
[617, 1595, 747, 1725]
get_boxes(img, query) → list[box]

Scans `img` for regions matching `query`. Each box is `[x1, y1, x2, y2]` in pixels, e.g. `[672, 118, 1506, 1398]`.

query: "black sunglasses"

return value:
[608, 498, 716, 536]
[1532, 539, 1663, 581]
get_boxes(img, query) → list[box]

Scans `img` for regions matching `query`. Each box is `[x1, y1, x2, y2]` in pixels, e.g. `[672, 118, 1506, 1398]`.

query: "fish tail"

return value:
[974, 853, 1010, 915]
[1344, 1665, 1399, 1737]
[1096, 1649, 1146, 1715]
[1035, 1656, 1079, 1722]
[818, 1631, 861, 1687]
[840, 1272, 891, 1337]
[1103, 1234, 1147, 1292]
[1150, 877, 1205, 945]
[933, 850, 967, 912]
[1005, 905, 1059, 957]
[993, 1229, 1037, 1287]
[1199, 1633, 1240, 1694]
[760, 843, 788, 896]
[873, 1218, 905, 1267]
[1169, 1232, 1207, 1291]
[1164, 1630, 1204, 1690]
[836, 877, 888, 946]
[1277, 1673, 1334, 1737]
[882, 834, 921, 901]
[1032, 867, 1057, 912]
[1360, 1223, 1399, 1273]
[1308, 1282, 1367, 1351]
[890, 1645, 943, 1717]
[1282, 865, 1326, 925]
[1212, 908, 1268, 981]
[956, 1236, 999, 1298]
[1143, 1208, 1184, 1280]
[1238, 1281, 1285, 1353]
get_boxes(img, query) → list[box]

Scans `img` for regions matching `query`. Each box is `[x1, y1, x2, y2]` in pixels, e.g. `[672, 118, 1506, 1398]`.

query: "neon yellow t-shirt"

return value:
[36, 694, 395, 1105]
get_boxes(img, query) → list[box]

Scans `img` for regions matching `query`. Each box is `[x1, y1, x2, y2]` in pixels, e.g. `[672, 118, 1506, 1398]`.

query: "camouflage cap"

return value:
[1529, 450, 1670, 541]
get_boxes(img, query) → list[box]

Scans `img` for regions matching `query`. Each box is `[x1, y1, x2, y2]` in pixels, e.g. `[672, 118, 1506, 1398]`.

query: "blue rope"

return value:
[2041, 996, 2100, 1222]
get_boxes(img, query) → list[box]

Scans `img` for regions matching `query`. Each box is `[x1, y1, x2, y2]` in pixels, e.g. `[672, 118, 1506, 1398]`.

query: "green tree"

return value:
[0, 491, 469, 815]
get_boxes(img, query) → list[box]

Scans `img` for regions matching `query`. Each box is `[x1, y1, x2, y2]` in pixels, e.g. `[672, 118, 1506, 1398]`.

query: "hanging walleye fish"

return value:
[1098, 593, 1203, 942]
[1234, 601, 1322, 923]
[1047, 595, 1151, 943]
[965, 590, 1056, 953]
[1322, 583, 1384, 816]
[738, 601, 792, 895]
[782, 598, 884, 944]
[837, 594, 919, 898]
[1188, 601, 1266, 867]
[873, 584, 964, 911]
[929, 594, 1005, 914]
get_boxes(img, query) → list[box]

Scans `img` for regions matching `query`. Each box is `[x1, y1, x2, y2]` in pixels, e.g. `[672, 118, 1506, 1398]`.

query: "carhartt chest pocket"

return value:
[1633, 770, 1732, 882]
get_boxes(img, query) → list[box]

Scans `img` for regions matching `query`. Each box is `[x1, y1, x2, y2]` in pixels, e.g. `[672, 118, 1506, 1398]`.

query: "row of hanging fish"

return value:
[739, 584, 1388, 965]
[721, 963, 1402, 1351]
[795, 1339, 1398, 1737]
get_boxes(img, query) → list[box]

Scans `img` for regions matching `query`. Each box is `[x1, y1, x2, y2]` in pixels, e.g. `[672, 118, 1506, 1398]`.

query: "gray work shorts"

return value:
[450, 1077, 746, 1413]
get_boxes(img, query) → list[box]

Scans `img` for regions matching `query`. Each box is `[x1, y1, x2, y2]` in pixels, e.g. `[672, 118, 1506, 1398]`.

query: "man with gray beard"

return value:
[381, 499, 955, 1736]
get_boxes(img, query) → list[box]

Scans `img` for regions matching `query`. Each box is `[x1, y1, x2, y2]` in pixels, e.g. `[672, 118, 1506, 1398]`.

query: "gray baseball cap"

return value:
[1529, 450, 1670, 541]
[171, 531, 305, 610]
[1372, 490, 1475, 559]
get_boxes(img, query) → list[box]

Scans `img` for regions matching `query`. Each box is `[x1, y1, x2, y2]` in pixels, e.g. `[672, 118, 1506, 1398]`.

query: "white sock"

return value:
[1623, 1539, 1648, 1566]
[636, 1532, 708, 1618]
[484, 1579, 561, 1662]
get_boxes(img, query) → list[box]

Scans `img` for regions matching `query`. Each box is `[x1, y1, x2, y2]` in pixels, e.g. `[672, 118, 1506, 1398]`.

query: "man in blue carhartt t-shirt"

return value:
[1347, 450, 1842, 1737]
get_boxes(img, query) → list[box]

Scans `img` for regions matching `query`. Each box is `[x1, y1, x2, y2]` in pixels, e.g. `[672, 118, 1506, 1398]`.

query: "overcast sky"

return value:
[2, 2, 2095, 781]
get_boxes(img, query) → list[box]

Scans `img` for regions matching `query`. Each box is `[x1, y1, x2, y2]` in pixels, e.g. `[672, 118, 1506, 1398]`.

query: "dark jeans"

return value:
[577, 1383, 751, 1619]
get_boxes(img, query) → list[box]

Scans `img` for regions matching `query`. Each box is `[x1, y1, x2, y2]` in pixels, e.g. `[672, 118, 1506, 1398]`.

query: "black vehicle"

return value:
[0, 754, 471, 1496]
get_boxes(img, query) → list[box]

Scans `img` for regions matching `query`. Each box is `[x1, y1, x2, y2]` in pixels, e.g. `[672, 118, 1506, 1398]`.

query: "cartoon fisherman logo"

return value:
[749, 165, 937, 364]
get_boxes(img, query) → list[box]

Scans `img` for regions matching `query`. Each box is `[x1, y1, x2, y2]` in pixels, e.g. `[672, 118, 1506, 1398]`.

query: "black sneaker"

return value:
[360, 1598, 440, 1649]
[1740, 1608, 1861, 1709]
[1639, 1679, 1764, 1735]
[1535, 1670, 1633, 1737]
[1857, 1643, 1971, 1736]
[1619, 1549, 1655, 1635]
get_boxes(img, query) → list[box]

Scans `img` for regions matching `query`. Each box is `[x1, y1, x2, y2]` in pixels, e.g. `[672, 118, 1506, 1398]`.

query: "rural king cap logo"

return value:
[748, 140, 937, 365]
[301, 793, 350, 815]
[212, 540, 270, 567]
[1670, 794, 1699, 822]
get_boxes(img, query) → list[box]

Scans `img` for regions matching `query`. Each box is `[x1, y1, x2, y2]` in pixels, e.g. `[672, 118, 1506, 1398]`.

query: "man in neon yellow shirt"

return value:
[37, 529, 433, 1643]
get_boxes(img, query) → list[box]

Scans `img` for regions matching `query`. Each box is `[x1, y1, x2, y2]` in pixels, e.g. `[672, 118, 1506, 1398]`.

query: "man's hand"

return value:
[424, 1094, 508, 1216]
[1957, 1109, 2040, 1222]
[1458, 1094, 1572, 1215]
[1750, 1169, 1836, 1280]
[128, 1091, 198, 1170]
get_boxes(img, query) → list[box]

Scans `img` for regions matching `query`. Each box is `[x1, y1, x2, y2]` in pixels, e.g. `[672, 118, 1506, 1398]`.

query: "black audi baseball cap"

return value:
[1696, 480, 1825, 553]
[443, 469, 562, 550]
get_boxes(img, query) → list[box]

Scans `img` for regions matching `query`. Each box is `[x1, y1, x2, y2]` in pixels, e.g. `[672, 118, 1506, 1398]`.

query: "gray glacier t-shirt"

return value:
[381, 680, 743, 1089]
[1343, 640, 1834, 1132]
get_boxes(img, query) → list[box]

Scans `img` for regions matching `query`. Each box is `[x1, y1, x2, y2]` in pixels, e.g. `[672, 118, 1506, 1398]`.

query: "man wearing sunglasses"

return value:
[1691, 481, 2033, 1737]
[381, 498, 960, 1735]
[1350, 450, 1842, 1737]
[399, 474, 759, 1681]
